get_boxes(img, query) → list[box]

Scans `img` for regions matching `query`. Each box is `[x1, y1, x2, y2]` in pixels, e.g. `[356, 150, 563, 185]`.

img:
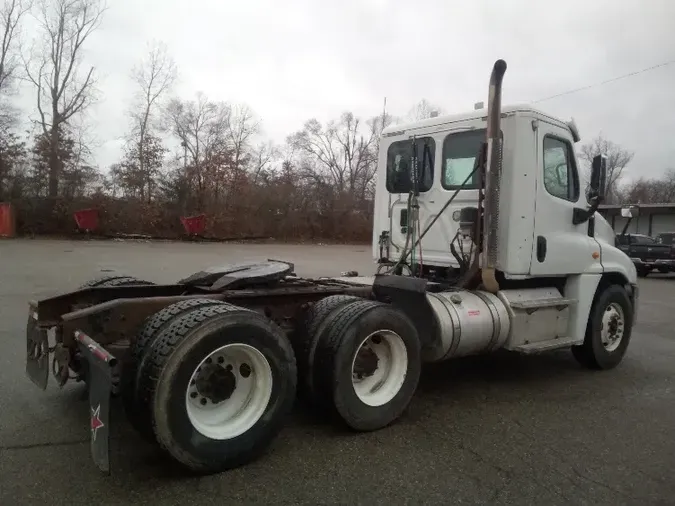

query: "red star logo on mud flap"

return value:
[91, 404, 104, 441]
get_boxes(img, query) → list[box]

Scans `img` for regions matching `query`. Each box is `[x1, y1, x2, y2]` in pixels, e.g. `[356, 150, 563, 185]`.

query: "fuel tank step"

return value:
[511, 335, 582, 354]
[509, 297, 576, 311]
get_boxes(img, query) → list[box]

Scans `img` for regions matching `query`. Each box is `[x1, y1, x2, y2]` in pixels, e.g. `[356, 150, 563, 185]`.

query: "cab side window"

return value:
[542, 136, 579, 202]
[386, 137, 435, 193]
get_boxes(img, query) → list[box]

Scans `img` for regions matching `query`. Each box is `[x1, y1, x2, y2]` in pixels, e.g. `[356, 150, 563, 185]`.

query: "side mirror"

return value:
[573, 154, 607, 226]
[621, 205, 639, 218]
[589, 154, 607, 201]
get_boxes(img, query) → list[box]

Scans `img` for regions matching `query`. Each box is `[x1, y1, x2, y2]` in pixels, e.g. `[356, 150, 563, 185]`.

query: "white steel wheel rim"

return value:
[351, 330, 408, 407]
[601, 302, 625, 352]
[185, 343, 273, 440]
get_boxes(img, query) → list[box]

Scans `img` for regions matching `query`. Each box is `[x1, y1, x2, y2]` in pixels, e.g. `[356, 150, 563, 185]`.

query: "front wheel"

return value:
[572, 284, 633, 370]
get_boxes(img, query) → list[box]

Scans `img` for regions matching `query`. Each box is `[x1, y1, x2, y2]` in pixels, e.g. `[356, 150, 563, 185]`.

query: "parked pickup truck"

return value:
[656, 232, 675, 246]
[616, 233, 675, 277]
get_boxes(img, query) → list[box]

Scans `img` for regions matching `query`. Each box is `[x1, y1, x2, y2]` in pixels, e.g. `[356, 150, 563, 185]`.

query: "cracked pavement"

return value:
[1, 239, 675, 505]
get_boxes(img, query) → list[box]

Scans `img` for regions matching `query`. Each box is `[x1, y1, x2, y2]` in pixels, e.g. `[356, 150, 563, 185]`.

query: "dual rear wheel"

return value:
[293, 296, 422, 431]
[123, 300, 296, 474]
[122, 294, 421, 473]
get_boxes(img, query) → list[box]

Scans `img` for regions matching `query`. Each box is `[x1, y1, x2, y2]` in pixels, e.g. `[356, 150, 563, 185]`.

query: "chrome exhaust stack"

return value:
[481, 59, 507, 293]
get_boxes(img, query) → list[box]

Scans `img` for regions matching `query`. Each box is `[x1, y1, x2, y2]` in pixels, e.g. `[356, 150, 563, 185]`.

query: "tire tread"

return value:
[293, 295, 361, 397]
[313, 300, 383, 410]
[123, 298, 226, 438]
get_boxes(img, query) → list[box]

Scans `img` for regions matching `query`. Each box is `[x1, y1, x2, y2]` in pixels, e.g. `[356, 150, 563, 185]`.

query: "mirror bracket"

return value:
[573, 201, 599, 225]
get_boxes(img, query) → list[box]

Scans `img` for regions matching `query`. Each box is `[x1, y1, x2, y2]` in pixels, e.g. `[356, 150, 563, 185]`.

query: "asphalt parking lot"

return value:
[1, 239, 674, 505]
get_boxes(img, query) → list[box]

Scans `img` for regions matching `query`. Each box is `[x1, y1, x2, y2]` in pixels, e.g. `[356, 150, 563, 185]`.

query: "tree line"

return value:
[577, 134, 675, 206]
[0, 0, 423, 240]
[0, 0, 669, 241]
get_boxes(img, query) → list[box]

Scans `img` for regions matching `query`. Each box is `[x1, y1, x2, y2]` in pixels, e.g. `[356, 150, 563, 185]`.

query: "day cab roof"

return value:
[382, 103, 580, 142]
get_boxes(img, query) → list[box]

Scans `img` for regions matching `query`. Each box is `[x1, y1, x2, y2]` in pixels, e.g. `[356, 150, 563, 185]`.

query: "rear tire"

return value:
[572, 284, 633, 370]
[79, 275, 155, 288]
[98, 276, 155, 287]
[122, 298, 226, 440]
[312, 300, 421, 432]
[292, 295, 361, 401]
[139, 303, 296, 474]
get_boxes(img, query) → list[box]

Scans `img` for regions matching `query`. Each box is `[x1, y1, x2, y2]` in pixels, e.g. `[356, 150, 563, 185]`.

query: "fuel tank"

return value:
[423, 289, 511, 362]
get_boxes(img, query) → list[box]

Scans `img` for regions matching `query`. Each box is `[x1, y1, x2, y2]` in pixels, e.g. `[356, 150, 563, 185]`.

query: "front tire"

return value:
[572, 284, 633, 370]
[139, 303, 296, 474]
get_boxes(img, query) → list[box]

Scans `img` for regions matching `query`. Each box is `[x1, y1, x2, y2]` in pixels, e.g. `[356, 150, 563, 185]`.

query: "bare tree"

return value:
[128, 41, 176, 200]
[406, 98, 443, 121]
[249, 140, 276, 184]
[163, 92, 231, 205]
[579, 134, 634, 204]
[288, 111, 383, 199]
[226, 103, 259, 174]
[24, 0, 107, 197]
[0, 0, 31, 91]
[618, 169, 675, 204]
[0, 0, 32, 128]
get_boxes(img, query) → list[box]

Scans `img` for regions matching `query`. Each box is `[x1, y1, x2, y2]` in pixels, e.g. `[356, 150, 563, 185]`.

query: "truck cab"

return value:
[372, 104, 636, 286]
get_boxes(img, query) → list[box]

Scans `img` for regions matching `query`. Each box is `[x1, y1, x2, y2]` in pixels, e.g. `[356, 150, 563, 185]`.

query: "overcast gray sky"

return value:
[15, 0, 675, 182]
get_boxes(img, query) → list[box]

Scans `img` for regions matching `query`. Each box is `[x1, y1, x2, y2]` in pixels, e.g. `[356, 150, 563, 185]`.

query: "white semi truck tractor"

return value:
[25, 59, 638, 475]
[369, 59, 637, 369]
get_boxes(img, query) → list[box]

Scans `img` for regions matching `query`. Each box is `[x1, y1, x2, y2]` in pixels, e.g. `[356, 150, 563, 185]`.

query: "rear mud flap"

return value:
[75, 330, 117, 475]
[26, 308, 49, 390]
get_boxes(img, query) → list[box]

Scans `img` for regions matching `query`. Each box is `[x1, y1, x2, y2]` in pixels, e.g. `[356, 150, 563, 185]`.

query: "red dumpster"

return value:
[73, 208, 99, 232]
[0, 202, 15, 237]
[181, 214, 206, 236]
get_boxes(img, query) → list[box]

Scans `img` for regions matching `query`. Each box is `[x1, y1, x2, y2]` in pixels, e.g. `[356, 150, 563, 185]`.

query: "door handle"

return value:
[536, 236, 547, 262]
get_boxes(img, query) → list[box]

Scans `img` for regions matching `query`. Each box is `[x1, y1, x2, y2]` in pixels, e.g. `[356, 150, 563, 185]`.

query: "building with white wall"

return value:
[599, 204, 675, 236]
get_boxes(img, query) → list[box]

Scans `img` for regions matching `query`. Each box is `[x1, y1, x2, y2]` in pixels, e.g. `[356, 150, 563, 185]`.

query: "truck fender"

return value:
[371, 275, 439, 350]
[564, 274, 601, 343]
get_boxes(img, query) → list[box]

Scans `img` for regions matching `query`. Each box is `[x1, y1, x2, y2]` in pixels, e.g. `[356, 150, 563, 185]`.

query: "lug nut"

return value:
[240, 363, 251, 378]
[217, 356, 224, 364]
[200, 398, 207, 406]
[190, 392, 198, 398]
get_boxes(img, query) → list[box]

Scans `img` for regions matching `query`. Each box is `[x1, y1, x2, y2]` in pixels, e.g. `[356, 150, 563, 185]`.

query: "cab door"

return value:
[529, 122, 600, 275]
